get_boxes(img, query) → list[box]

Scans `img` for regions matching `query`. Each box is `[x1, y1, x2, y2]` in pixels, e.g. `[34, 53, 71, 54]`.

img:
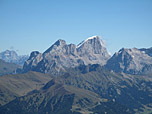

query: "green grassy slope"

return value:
[0, 59, 19, 76]
[0, 71, 52, 105]
[0, 64, 152, 114]
[0, 79, 132, 114]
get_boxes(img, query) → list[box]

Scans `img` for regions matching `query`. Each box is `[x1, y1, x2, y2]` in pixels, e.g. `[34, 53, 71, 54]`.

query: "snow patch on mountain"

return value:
[76, 36, 105, 48]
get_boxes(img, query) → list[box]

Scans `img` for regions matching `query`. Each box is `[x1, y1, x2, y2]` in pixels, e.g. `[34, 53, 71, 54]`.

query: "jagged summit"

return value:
[118, 48, 139, 53]
[44, 39, 66, 54]
[0, 50, 28, 66]
[76, 35, 110, 65]
[55, 39, 66, 46]
[77, 36, 105, 48]
[28, 51, 40, 60]
[22, 36, 152, 75]
[23, 36, 110, 75]
[106, 47, 152, 74]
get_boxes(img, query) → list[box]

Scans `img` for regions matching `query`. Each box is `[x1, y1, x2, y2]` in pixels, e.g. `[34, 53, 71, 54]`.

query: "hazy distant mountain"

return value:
[0, 59, 19, 76]
[105, 48, 152, 74]
[0, 50, 29, 66]
[23, 36, 110, 75]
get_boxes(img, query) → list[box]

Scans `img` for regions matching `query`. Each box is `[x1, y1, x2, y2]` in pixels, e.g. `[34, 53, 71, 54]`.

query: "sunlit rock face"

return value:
[23, 36, 110, 75]
[106, 48, 152, 74]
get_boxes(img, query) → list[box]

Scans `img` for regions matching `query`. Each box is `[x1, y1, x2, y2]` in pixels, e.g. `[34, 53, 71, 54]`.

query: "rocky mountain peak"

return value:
[44, 39, 66, 54]
[54, 39, 66, 47]
[29, 51, 40, 60]
[0, 50, 18, 61]
[23, 51, 42, 72]
[76, 36, 107, 54]
[76, 36, 110, 65]
[77, 36, 105, 49]
[106, 47, 152, 74]
[23, 36, 110, 75]
[0, 50, 28, 66]
[118, 48, 139, 54]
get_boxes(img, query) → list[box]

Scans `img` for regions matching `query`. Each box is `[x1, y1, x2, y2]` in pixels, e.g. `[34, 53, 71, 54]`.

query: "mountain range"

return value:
[23, 36, 110, 75]
[23, 36, 152, 76]
[0, 36, 152, 114]
[1, 64, 152, 114]
[0, 50, 29, 66]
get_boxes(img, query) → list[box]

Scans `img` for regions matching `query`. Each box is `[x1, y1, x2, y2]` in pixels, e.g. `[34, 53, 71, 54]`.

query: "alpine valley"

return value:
[0, 36, 152, 114]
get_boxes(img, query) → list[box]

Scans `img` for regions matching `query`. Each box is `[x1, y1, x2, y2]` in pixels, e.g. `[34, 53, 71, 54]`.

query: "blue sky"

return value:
[0, 0, 152, 55]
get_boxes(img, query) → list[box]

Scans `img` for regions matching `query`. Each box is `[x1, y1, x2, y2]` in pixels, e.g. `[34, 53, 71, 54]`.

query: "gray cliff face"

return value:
[106, 48, 152, 74]
[23, 36, 110, 75]
[77, 36, 110, 65]
[0, 50, 28, 66]
[39, 40, 81, 75]
[23, 51, 43, 72]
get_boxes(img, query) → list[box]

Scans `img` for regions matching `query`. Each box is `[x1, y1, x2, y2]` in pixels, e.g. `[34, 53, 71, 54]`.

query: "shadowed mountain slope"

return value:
[0, 78, 133, 114]
[0, 59, 19, 76]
